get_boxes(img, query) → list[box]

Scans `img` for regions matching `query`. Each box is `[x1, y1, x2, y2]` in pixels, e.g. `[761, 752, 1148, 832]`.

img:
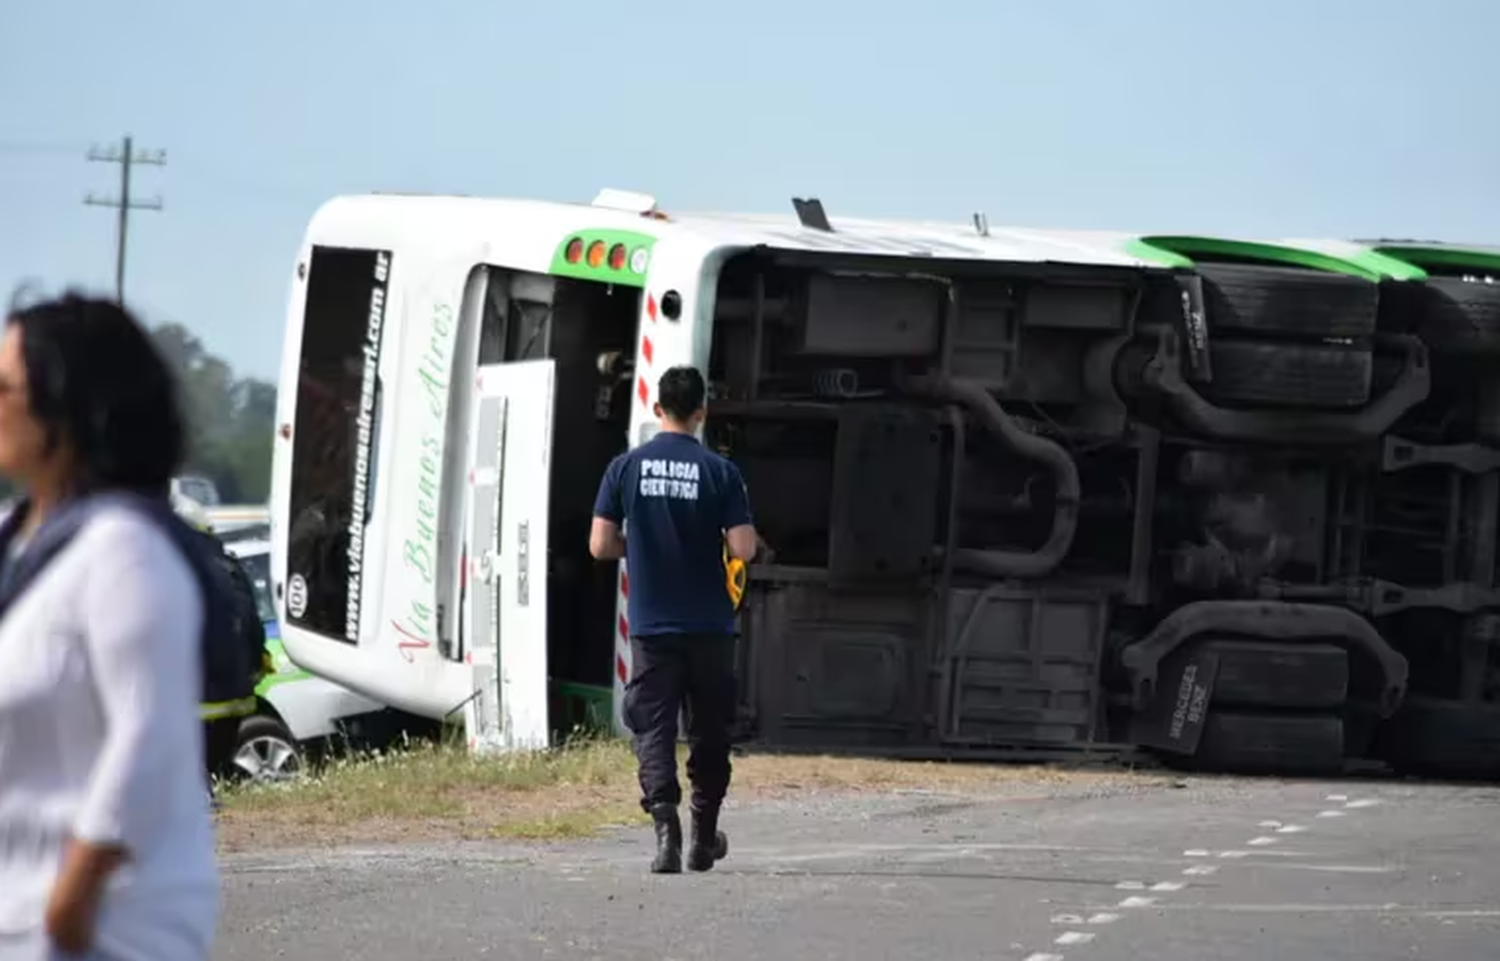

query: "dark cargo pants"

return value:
[204, 716, 241, 782]
[623, 632, 736, 813]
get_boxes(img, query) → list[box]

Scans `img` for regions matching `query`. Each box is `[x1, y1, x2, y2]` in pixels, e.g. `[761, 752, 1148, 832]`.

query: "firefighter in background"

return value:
[172, 493, 271, 784]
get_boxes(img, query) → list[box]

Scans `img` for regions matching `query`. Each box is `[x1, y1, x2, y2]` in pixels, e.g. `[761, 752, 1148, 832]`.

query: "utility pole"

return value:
[84, 134, 166, 304]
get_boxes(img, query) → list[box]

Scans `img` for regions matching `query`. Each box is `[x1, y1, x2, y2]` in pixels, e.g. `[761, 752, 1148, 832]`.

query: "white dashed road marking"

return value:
[1052, 911, 1122, 926]
[1055, 931, 1096, 946]
[1017, 791, 1385, 960]
[1140, 903, 1500, 918]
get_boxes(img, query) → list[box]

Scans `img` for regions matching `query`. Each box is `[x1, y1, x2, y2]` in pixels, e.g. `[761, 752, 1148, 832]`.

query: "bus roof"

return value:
[310, 191, 1173, 271]
[666, 209, 1161, 268]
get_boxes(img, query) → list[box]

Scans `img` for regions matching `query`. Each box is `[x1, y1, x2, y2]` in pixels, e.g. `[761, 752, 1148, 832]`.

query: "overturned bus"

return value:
[267, 188, 1500, 778]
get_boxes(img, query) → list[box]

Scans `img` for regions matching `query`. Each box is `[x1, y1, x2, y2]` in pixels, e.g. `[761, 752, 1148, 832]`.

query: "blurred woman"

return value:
[0, 291, 218, 960]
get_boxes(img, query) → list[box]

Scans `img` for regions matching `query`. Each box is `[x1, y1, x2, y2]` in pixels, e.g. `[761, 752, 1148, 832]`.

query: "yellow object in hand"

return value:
[723, 541, 747, 610]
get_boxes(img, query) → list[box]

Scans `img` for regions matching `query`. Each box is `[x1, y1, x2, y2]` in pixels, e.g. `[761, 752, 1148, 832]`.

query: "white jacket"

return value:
[0, 504, 218, 960]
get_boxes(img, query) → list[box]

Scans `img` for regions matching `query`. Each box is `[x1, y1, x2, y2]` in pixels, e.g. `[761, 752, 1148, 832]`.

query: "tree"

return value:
[152, 323, 277, 503]
[0, 324, 271, 506]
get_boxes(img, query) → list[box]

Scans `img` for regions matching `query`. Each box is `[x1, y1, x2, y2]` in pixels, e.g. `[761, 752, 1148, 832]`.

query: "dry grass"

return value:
[214, 733, 1162, 853]
[215, 734, 645, 851]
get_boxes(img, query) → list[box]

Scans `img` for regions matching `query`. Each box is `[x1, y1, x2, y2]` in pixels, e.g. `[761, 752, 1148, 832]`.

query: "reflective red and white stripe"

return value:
[635, 292, 658, 407]
[614, 291, 661, 717]
[616, 569, 630, 683]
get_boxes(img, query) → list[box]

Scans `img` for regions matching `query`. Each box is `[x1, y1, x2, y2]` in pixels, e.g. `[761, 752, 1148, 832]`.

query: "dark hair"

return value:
[5, 290, 185, 494]
[656, 365, 706, 422]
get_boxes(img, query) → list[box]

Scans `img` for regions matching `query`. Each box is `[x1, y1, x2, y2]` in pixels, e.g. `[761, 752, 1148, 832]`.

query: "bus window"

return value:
[235, 548, 278, 624]
[284, 245, 391, 643]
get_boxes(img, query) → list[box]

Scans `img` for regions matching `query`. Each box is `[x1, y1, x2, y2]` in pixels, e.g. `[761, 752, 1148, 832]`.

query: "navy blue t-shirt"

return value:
[593, 431, 752, 637]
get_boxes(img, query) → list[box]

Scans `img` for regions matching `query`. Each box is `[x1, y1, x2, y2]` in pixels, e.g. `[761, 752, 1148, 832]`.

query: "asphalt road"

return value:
[215, 774, 1500, 960]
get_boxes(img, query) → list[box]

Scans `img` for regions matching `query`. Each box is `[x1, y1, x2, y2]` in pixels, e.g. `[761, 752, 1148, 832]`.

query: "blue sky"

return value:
[2, 0, 1496, 382]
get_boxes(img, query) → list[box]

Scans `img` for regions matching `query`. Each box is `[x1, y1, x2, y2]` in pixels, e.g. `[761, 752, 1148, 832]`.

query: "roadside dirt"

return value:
[214, 742, 1167, 853]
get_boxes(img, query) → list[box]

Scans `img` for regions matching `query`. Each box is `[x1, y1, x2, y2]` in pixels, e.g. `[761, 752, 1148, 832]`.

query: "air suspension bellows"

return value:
[902, 374, 1081, 577]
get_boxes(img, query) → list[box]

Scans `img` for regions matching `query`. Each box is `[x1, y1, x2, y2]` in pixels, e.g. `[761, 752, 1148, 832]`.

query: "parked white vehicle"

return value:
[204, 504, 270, 537]
[171, 474, 222, 508]
[227, 538, 403, 781]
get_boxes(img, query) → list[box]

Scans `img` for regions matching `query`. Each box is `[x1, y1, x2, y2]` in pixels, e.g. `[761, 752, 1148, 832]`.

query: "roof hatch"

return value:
[591, 188, 659, 216]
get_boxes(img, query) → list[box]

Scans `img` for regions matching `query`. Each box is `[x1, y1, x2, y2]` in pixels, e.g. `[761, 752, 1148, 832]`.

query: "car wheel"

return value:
[233, 715, 302, 784]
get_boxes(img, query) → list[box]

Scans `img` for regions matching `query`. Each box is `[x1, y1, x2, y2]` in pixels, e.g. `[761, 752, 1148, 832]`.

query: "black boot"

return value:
[686, 803, 729, 872]
[649, 803, 682, 874]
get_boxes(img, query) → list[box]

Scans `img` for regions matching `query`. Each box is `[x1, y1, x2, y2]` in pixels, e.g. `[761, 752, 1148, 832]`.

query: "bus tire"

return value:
[1378, 696, 1500, 780]
[1200, 263, 1379, 339]
[1180, 639, 1349, 711]
[1191, 712, 1346, 776]
[1414, 277, 1500, 357]
[1204, 340, 1372, 408]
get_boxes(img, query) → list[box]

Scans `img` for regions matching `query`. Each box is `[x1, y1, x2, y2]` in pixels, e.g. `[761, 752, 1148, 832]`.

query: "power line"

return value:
[0, 137, 90, 156]
[83, 134, 166, 303]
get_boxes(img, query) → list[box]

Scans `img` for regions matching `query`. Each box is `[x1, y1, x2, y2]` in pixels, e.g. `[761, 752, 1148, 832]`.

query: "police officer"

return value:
[590, 365, 759, 874]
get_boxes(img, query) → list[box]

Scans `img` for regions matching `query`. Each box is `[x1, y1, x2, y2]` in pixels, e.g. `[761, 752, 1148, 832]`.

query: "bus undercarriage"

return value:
[650, 245, 1500, 778]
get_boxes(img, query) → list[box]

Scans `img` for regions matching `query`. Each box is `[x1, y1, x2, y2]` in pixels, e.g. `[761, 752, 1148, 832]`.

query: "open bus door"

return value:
[461, 359, 555, 754]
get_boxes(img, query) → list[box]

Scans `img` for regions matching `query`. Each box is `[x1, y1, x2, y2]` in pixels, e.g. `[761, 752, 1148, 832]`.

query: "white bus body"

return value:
[267, 190, 1162, 752]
